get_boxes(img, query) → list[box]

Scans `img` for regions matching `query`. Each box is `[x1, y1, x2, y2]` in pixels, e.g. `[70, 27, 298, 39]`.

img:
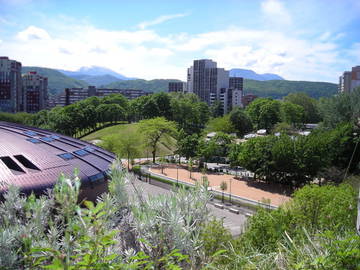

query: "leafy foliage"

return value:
[318, 87, 360, 128]
[229, 107, 253, 136]
[214, 183, 359, 270]
[139, 117, 178, 162]
[233, 123, 359, 186]
[245, 98, 281, 130]
[0, 161, 213, 269]
[284, 92, 321, 123]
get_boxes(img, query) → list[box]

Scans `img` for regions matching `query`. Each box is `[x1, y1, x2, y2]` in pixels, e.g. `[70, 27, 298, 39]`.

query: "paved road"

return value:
[126, 177, 247, 236]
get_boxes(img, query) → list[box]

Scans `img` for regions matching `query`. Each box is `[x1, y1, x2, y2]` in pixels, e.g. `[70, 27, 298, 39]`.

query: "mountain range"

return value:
[56, 66, 135, 87]
[22, 66, 338, 99]
[229, 68, 284, 81]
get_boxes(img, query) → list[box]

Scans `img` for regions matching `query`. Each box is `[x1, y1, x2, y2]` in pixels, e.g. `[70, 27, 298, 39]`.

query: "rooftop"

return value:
[0, 122, 115, 196]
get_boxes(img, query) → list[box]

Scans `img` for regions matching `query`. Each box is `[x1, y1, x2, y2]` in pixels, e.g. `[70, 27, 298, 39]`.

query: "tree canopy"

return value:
[139, 117, 178, 163]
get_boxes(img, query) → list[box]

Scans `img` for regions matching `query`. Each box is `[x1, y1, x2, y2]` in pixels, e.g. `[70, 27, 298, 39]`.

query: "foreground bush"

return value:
[0, 161, 212, 269]
[212, 183, 360, 269]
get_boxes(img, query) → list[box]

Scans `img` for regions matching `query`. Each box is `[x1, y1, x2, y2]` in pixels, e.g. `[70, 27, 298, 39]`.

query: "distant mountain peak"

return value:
[57, 66, 135, 81]
[229, 68, 284, 81]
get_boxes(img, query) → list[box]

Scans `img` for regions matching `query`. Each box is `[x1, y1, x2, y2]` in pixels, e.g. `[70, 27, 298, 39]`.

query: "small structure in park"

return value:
[0, 122, 115, 201]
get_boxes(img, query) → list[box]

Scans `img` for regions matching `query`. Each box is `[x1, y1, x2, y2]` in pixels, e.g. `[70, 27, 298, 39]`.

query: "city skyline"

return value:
[1, 0, 360, 83]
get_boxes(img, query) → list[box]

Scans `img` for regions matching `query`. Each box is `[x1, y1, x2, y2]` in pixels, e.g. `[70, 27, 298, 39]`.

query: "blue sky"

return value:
[0, 0, 359, 82]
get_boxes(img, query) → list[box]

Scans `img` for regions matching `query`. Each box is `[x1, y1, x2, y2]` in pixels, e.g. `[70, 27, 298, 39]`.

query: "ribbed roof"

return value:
[0, 121, 115, 195]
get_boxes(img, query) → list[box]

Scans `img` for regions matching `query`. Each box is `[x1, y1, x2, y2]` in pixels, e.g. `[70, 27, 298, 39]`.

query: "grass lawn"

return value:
[82, 123, 177, 158]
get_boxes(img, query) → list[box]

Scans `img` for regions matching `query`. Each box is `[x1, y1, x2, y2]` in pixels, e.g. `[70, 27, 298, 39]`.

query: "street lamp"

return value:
[230, 178, 232, 204]
[176, 155, 179, 185]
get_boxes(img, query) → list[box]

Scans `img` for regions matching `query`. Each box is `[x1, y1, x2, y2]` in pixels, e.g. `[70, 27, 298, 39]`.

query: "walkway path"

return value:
[150, 164, 290, 207]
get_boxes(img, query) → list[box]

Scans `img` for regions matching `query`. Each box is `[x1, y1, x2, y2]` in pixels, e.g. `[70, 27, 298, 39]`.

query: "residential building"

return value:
[242, 94, 258, 107]
[0, 56, 22, 112]
[187, 59, 223, 104]
[350, 66, 360, 90]
[229, 77, 243, 90]
[22, 71, 48, 113]
[51, 86, 152, 107]
[96, 88, 152, 99]
[339, 66, 360, 92]
[168, 82, 186, 93]
[187, 59, 245, 114]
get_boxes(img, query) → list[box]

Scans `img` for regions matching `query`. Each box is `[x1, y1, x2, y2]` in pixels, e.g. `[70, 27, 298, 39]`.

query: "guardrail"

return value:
[140, 165, 278, 210]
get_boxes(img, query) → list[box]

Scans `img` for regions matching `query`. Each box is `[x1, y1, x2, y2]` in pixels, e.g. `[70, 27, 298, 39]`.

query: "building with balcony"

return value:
[0, 57, 22, 112]
[339, 66, 360, 92]
[22, 71, 48, 113]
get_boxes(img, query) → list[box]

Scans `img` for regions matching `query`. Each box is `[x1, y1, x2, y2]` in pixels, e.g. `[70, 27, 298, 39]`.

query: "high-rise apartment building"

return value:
[168, 82, 186, 93]
[187, 59, 224, 104]
[339, 66, 360, 92]
[187, 59, 244, 114]
[229, 77, 243, 90]
[0, 57, 22, 112]
[22, 71, 48, 113]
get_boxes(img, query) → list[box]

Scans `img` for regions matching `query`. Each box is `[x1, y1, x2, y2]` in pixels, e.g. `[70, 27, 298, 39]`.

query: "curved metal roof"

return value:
[0, 121, 115, 196]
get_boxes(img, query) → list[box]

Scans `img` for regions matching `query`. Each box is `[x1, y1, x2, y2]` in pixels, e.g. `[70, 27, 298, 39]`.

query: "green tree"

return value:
[210, 100, 223, 118]
[280, 101, 305, 127]
[318, 87, 360, 128]
[206, 115, 235, 134]
[245, 98, 281, 130]
[139, 117, 178, 163]
[110, 133, 141, 170]
[272, 122, 294, 135]
[176, 131, 199, 159]
[229, 107, 253, 136]
[199, 132, 233, 162]
[220, 181, 228, 203]
[284, 92, 321, 123]
[152, 92, 172, 117]
[170, 93, 209, 134]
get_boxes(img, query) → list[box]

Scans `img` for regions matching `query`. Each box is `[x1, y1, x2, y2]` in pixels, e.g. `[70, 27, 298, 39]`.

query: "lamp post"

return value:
[176, 156, 179, 185]
[230, 178, 232, 204]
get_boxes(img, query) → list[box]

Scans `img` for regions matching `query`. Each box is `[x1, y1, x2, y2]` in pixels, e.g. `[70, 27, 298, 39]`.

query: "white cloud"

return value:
[16, 26, 51, 41]
[261, 0, 292, 26]
[0, 21, 352, 82]
[138, 13, 188, 29]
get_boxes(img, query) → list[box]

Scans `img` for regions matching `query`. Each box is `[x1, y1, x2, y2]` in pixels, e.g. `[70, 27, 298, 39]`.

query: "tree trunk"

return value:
[152, 150, 156, 163]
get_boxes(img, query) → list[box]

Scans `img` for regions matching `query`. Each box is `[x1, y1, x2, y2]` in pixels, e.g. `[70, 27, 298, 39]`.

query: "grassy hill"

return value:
[244, 79, 337, 99]
[22, 66, 88, 96]
[105, 79, 182, 93]
[82, 123, 177, 158]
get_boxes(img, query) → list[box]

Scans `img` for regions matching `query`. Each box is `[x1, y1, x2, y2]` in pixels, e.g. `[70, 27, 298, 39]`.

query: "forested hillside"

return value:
[22, 66, 87, 96]
[244, 79, 337, 99]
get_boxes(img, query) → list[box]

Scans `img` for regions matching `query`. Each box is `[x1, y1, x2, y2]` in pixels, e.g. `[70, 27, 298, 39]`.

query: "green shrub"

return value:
[0, 161, 213, 269]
